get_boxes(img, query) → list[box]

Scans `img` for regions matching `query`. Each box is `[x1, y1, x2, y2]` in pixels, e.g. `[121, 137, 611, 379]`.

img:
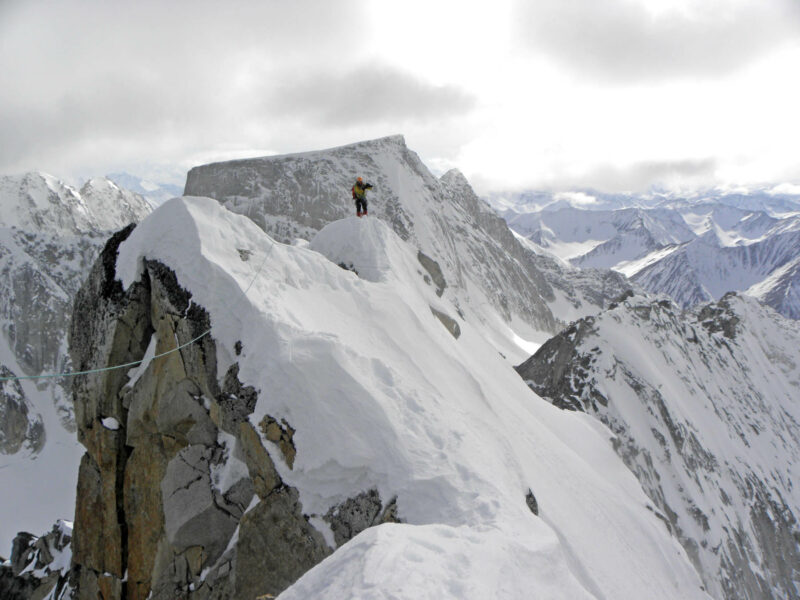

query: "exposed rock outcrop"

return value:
[66, 224, 401, 599]
[0, 521, 73, 600]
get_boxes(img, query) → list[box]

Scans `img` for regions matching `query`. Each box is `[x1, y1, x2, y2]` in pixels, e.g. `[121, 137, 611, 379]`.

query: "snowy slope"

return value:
[517, 293, 800, 600]
[112, 196, 709, 599]
[0, 172, 152, 552]
[184, 136, 629, 355]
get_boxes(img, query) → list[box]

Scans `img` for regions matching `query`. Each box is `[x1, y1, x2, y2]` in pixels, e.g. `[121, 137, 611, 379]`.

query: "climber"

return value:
[352, 177, 373, 217]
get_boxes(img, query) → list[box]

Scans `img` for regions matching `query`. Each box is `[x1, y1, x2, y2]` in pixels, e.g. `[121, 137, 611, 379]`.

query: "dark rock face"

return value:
[324, 489, 401, 548]
[525, 490, 539, 516]
[516, 294, 800, 600]
[417, 251, 447, 297]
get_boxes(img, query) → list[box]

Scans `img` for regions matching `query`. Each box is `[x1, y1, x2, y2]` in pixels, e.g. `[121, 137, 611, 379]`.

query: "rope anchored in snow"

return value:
[0, 241, 275, 383]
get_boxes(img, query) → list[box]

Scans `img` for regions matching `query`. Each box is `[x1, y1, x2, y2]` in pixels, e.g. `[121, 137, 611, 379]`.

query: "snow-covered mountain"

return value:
[0, 172, 152, 552]
[31, 195, 709, 599]
[4, 139, 797, 600]
[184, 135, 630, 351]
[516, 292, 800, 600]
[492, 187, 800, 217]
[106, 172, 184, 207]
[503, 202, 800, 319]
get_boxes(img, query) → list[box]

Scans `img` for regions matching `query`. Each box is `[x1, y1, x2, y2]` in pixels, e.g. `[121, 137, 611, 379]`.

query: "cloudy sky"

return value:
[2, 0, 799, 193]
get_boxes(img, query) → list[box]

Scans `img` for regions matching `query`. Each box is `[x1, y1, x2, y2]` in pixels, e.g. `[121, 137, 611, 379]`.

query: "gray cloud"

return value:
[0, 0, 369, 174]
[581, 158, 719, 191]
[514, 0, 800, 82]
[261, 65, 477, 126]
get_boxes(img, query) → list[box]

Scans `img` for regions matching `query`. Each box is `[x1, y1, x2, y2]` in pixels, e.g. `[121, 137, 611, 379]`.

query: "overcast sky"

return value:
[2, 0, 799, 193]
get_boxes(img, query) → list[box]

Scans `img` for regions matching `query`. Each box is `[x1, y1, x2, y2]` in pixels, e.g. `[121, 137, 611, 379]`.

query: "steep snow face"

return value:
[184, 136, 566, 346]
[747, 255, 800, 319]
[517, 293, 800, 600]
[0, 173, 150, 235]
[0, 172, 152, 552]
[79, 177, 154, 230]
[114, 196, 710, 599]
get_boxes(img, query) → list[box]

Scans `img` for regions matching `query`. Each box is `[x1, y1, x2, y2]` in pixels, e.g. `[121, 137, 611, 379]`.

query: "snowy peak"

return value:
[184, 136, 563, 342]
[58, 195, 711, 599]
[0, 172, 152, 235]
[0, 172, 93, 234]
[516, 292, 800, 600]
[503, 199, 800, 319]
[79, 176, 153, 231]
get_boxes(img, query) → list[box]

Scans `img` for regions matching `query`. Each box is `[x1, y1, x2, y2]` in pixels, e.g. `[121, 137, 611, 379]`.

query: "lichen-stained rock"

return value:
[259, 415, 296, 469]
[66, 224, 375, 600]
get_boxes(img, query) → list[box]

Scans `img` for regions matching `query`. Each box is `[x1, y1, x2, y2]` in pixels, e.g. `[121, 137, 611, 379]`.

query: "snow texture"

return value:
[116, 196, 710, 599]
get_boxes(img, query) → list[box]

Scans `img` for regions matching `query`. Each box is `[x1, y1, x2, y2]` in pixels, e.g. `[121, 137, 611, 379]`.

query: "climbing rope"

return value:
[0, 241, 275, 383]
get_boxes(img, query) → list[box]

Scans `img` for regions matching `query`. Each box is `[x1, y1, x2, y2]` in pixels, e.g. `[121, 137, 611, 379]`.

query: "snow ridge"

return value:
[111, 196, 709, 599]
[517, 293, 800, 600]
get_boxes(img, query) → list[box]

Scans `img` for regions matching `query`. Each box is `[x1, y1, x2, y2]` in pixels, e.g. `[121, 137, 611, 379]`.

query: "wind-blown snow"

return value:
[116, 196, 709, 599]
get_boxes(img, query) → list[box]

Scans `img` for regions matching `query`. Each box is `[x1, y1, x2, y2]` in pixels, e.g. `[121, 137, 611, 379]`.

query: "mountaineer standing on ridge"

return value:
[352, 176, 373, 217]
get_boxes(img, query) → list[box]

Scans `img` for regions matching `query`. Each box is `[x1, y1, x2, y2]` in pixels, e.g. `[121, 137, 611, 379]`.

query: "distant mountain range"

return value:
[0, 172, 152, 551]
[490, 186, 800, 217]
[106, 172, 184, 207]
[499, 194, 800, 319]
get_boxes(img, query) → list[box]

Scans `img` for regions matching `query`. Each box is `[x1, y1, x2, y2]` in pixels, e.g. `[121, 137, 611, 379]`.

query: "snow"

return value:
[615, 244, 682, 277]
[209, 431, 250, 495]
[555, 294, 800, 598]
[101, 417, 120, 431]
[116, 196, 710, 599]
[125, 334, 156, 389]
[0, 335, 83, 553]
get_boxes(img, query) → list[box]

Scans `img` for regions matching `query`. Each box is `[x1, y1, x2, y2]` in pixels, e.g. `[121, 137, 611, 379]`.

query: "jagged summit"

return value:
[0, 171, 151, 235]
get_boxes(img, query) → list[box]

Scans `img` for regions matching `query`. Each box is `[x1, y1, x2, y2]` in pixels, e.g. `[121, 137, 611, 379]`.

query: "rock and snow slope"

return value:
[63, 196, 708, 599]
[184, 136, 630, 352]
[517, 293, 800, 600]
[0, 172, 151, 552]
